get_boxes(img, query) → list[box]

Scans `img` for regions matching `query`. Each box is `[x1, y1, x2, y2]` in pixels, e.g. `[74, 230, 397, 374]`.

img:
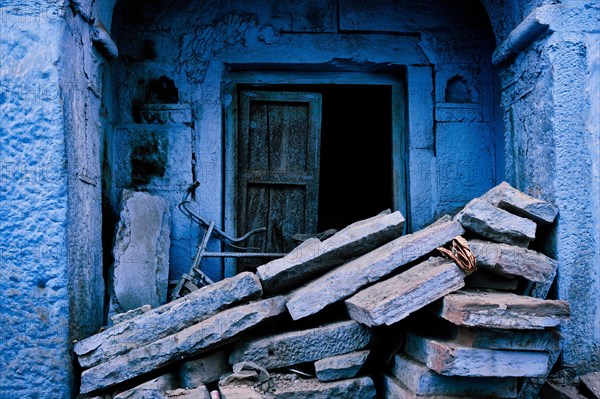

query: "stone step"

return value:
[480, 182, 558, 225]
[314, 350, 370, 382]
[404, 333, 549, 377]
[455, 199, 536, 247]
[79, 297, 287, 394]
[345, 257, 465, 327]
[286, 220, 464, 320]
[468, 239, 557, 284]
[391, 353, 517, 398]
[229, 320, 371, 370]
[74, 272, 263, 369]
[257, 210, 405, 294]
[438, 290, 570, 329]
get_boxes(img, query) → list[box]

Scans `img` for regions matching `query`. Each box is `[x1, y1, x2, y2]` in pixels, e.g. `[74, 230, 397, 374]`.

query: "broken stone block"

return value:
[404, 333, 549, 377]
[166, 387, 210, 399]
[391, 353, 518, 397]
[80, 297, 287, 394]
[229, 320, 371, 370]
[110, 304, 152, 325]
[314, 350, 370, 382]
[580, 372, 600, 399]
[179, 351, 229, 387]
[345, 257, 465, 327]
[286, 220, 464, 320]
[481, 181, 558, 225]
[468, 239, 558, 284]
[110, 190, 171, 315]
[257, 210, 405, 294]
[113, 373, 178, 399]
[465, 270, 519, 291]
[272, 375, 376, 399]
[75, 272, 262, 369]
[455, 199, 536, 247]
[219, 385, 262, 399]
[438, 290, 570, 329]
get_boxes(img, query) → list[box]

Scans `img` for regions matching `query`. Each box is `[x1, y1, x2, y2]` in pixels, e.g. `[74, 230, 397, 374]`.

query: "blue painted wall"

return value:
[107, 0, 501, 282]
[0, 1, 598, 397]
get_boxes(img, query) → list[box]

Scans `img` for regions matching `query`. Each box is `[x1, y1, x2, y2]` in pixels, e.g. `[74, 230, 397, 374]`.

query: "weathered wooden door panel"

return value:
[238, 91, 321, 258]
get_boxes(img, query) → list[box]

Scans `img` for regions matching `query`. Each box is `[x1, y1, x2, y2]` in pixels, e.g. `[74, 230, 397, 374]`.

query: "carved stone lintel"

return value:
[133, 103, 193, 125]
[436, 103, 483, 122]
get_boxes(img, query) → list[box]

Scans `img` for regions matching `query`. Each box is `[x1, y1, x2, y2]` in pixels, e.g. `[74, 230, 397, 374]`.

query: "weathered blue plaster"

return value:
[497, 2, 600, 372]
[0, 2, 73, 397]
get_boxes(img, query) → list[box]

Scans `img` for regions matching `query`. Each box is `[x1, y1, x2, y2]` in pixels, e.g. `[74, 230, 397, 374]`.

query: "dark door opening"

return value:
[236, 84, 393, 252]
[318, 85, 393, 230]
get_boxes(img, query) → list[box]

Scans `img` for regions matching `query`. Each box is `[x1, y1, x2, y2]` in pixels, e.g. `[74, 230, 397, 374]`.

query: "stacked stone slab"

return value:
[384, 290, 569, 398]
[74, 185, 569, 398]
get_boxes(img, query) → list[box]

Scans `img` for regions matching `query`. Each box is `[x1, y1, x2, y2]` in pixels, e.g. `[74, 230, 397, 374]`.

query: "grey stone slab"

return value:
[404, 333, 550, 377]
[80, 297, 287, 394]
[219, 385, 262, 399]
[257, 211, 404, 294]
[452, 326, 561, 351]
[113, 374, 178, 399]
[468, 239, 558, 283]
[165, 387, 210, 399]
[465, 271, 519, 291]
[580, 372, 600, 399]
[392, 353, 517, 397]
[110, 190, 171, 313]
[286, 220, 464, 320]
[383, 374, 471, 399]
[179, 351, 229, 387]
[111, 304, 152, 325]
[439, 290, 570, 330]
[229, 320, 371, 370]
[272, 376, 376, 399]
[481, 181, 558, 224]
[314, 350, 370, 382]
[455, 199, 536, 247]
[345, 257, 465, 327]
[75, 272, 262, 369]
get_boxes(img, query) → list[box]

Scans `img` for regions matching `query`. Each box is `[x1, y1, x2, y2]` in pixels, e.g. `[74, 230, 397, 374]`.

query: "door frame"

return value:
[223, 70, 408, 276]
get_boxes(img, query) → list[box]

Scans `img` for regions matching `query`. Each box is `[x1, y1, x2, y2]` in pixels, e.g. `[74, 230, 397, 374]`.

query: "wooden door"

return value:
[238, 90, 322, 259]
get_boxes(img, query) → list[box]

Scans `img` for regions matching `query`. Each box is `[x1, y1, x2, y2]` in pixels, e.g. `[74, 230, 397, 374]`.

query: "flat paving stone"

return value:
[345, 257, 465, 327]
[438, 290, 570, 330]
[229, 320, 371, 370]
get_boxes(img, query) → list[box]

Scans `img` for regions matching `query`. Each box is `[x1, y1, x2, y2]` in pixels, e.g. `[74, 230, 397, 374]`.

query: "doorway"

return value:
[235, 84, 395, 257]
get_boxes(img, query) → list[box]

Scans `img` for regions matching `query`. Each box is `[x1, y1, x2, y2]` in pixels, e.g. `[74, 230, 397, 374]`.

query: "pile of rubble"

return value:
[76, 182, 571, 399]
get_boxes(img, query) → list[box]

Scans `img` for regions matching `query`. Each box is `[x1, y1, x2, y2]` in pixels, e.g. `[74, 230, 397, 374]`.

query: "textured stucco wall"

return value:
[0, 1, 73, 397]
[497, 2, 600, 372]
[109, 0, 501, 281]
